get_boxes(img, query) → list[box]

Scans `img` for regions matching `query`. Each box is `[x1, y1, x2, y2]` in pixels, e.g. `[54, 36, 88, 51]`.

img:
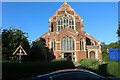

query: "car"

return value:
[20, 69, 110, 80]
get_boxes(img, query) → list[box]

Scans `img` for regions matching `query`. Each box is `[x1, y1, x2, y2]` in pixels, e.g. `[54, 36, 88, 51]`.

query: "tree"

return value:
[107, 42, 120, 48]
[31, 38, 55, 61]
[101, 42, 110, 62]
[2, 27, 30, 61]
[117, 22, 120, 42]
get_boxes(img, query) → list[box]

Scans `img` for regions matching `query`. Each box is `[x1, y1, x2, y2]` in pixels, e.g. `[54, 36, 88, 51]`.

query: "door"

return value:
[64, 53, 72, 61]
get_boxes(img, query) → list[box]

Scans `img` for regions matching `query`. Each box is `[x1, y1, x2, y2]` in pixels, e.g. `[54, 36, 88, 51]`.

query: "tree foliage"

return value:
[101, 42, 120, 62]
[107, 42, 120, 48]
[117, 22, 120, 42]
[2, 27, 30, 61]
[31, 38, 55, 61]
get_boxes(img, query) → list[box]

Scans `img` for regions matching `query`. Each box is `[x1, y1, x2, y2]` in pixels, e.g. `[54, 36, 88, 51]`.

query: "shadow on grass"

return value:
[76, 63, 116, 78]
[97, 63, 115, 77]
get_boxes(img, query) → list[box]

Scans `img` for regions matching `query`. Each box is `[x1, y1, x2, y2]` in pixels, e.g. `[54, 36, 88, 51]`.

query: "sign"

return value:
[13, 45, 27, 63]
[108, 48, 120, 62]
[13, 45, 27, 55]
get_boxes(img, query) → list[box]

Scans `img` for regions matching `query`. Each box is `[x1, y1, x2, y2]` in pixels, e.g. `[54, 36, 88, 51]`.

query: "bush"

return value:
[8, 56, 18, 62]
[102, 53, 110, 62]
[2, 61, 75, 80]
[79, 59, 101, 70]
[97, 61, 120, 77]
[107, 61, 120, 77]
[79, 59, 120, 78]
[51, 58, 66, 62]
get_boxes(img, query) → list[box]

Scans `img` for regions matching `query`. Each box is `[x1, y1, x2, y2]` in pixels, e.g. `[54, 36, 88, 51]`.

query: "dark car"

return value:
[21, 69, 110, 80]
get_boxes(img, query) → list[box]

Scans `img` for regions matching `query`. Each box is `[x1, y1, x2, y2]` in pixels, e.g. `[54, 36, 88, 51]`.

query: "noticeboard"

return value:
[108, 48, 120, 61]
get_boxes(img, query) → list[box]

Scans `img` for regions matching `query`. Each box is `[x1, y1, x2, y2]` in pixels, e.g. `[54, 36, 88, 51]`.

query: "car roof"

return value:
[36, 69, 103, 78]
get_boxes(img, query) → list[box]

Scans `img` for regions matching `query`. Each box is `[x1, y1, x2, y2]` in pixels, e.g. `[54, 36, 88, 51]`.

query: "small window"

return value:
[58, 26, 60, 31]
[80, 39, 84, 50]
[72, 20, 74, 25]
[51, 40, 56, 51]
[72, 26, 74, 29]
[51, 23, 54, 32]
[69, 20, 71, 25]
[61, 26, 63, 29]
[58, 21, 60, 25]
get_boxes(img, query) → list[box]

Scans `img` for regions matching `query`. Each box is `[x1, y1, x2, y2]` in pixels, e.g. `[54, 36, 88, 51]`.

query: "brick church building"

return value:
[36, 2, 102, 62]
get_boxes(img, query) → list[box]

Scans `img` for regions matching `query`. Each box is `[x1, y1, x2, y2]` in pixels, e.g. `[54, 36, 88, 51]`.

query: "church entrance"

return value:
[89, 51, 95, 59]
[64, 53, 72, 61]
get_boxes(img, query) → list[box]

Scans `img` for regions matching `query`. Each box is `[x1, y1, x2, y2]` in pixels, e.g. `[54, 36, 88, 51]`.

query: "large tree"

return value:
[2, 27, 30, 61]
[31, 38, 55, 61]
[117, 22, 120, 42]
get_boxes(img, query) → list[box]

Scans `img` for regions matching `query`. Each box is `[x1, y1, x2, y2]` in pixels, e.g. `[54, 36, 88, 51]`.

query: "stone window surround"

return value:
[87, 49, 98, 60]
[56, 13, 76, 31]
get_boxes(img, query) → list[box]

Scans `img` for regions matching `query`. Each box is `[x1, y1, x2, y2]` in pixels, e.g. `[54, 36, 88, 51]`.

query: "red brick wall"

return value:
[38, 2, 102, 62]
[98, 50, 102, 61]
[76, 51, 87, 61]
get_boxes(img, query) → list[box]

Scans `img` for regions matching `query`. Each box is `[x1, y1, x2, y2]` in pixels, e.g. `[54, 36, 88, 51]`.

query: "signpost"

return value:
[13, 45, 27, 63]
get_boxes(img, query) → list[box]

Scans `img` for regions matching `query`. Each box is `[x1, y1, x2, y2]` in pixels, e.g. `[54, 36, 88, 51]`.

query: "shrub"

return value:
[9, 56, 18, 62]
[79, 59, 120, 78]
[79, 59, 101, 70]
[107, 61, 120, 77]
[97, 61, 120, 77]
[102, 53, 110, 62]
[51, 58, 66, 62]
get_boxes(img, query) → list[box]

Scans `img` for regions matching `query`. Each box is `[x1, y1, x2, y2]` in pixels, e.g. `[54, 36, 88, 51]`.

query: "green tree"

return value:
[2, 27, 30, 61]
[31, 38, 55, 61]
[101, 42, 110, 62]
[107, 42, 120, 48]
[101, 42, 120, 62]
[117, 22, 120, 42]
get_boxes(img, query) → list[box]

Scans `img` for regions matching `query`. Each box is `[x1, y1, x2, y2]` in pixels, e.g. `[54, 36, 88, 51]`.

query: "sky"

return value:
[2, 2, 118, 44]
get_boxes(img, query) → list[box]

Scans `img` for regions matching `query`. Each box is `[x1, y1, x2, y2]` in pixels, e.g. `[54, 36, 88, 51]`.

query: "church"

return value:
[35, 2, 102, 62]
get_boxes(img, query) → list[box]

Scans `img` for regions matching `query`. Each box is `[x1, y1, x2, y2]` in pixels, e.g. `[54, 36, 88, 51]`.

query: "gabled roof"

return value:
[35, 32, 48, 42]
[49, 2, 82, 22]
[85, 32, 99, 43]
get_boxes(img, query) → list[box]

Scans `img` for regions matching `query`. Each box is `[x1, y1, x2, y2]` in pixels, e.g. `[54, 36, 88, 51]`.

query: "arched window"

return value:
[61, 36, 74, 51]
[80, 39, 84, 50]
[51, 40, 56, 51]
[57, 14, 75, 31]
[89, 51, 95, 59]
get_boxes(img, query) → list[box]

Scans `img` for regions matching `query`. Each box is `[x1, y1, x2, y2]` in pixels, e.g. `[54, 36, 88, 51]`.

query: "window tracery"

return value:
[57, 14, 75, 31]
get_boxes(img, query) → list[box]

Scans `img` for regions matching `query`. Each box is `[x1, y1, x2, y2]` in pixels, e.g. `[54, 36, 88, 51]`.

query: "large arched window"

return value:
[80, 39, 84, 50]
[57, 14, 75, 31]
[51, 40, 56, 51]
[61, 36, 74, 51]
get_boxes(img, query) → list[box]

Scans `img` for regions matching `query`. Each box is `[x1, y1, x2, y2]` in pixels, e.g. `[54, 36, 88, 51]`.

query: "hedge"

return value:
[79, 59, 120, 78]
[2, 60, 75, 80]
[78, 59, 101, 71]
[107, 61, 120, 77]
